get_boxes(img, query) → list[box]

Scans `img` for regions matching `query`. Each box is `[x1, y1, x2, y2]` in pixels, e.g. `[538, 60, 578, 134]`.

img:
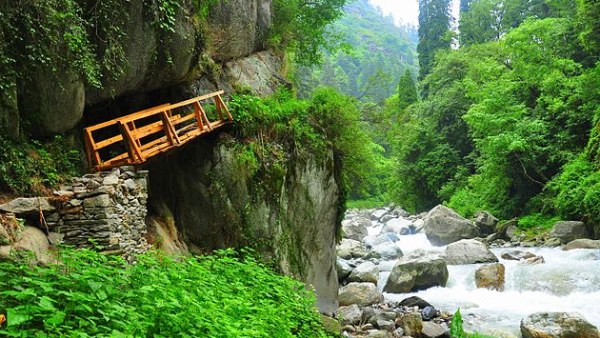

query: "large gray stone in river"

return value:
[342, 216, 370, 241]
[337, 239, 367, 259]
[348, 261, 379, 284]
[383, 254, 449, 293]
[475, 263, 505, 291]
[474, 210, 498, 236]
[549, 221, 589, 244]
[370, 242, 404, 260]
[444, 239, 498, 265]
[338, 282, 384, 307]
[521, 312, 600, 338]
[424, 205, 479, 246]
[563, 239, 600, 251]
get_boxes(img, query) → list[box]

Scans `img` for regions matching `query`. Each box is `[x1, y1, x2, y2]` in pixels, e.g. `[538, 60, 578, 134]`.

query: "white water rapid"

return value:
[378, 231, 600, 337]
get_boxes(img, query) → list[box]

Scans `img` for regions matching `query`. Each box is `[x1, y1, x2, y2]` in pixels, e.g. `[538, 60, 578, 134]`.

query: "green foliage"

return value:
[0, 135, 81, 195]
[271, 0, 348, 66]
[398, 69, 419, 110]
[294, 0, 418, 103]
[0, 248, 333, 337]
[518, 213, 560, 231]
[450, 309, 467, 338]
[418, 0, 452, 80]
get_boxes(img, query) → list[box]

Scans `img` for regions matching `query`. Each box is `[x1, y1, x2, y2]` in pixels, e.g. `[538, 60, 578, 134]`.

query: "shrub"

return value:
[0, 248, 333, 337]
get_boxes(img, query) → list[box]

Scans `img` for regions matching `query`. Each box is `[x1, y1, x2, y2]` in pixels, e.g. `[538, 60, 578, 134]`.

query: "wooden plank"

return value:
[119, 122, 144, 163]
[215, 94, 234, 121]
[140, 136, 168, 152]
[94, 134, 124, 150]
[84, 129, 101, 167]
[193, 101, 205, 131]
[166, 91, 225, 111]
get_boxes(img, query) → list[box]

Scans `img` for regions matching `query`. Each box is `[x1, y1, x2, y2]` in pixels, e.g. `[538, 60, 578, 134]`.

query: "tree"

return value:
[397, 69, 419, 110]
[417, 0, 452, 80]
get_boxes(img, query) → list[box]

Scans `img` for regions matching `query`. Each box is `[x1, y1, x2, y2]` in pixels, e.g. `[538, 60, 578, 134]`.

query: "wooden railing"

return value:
[84, 90, 233, 171]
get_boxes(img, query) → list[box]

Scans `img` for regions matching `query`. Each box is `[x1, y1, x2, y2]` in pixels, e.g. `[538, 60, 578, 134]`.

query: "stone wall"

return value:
[0, 167, 150, 260]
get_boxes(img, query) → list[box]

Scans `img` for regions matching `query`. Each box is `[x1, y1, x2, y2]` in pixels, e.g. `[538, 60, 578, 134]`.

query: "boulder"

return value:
[521, 312, 600, 338]
[338, 282, 384, 307]
[391, 207, 410, 218]
[422, 321, 448, 338]
[444, 239, 498, 265]
[366, 330, 393, 338]
[336, 258, 354, 280]
[0, 197, 56, 215]
[520, 256, 545, 265]
[401, 312, 423, 337]
[475, 263, 505, 291]
[549, 221, 589, 244]
[12, 226, 50, 263]
[337, 239, 367, 259]
[364, 233, 400, 249]
[501, 250, 537, 261]
[348, 262, 379, 284]
[413, 219, 425, 233]
[475, 211, 499, 236]
[368, 311, 397, 327]
[423, 205, 479, 246]
[399, 296, 433, 309]
[370, 209, 389, 222]
[490, 219, 517, 242]
[383, 218, 412, 235]
[342, 217, 371, 241]
[421, 306, 438, 321]
[563, 239, 600, 251]
[0, 214, 24, 245]
[338, 304, 363, 325]
[370, 242, 404, 260]
[384, 255, 449, 293]
[320, 314, 342, 335]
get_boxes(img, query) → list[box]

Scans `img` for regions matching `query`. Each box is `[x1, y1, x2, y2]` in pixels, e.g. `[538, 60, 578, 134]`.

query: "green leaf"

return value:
[45, 311, 66, 326]
[38, 296, 56, 311]
[7, 308, 32, 327]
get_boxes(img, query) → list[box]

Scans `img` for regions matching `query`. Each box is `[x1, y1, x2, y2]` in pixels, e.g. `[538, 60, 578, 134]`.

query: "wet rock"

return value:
[521, 312, 600, 338]
[423, 205, 479, 246]
[0, 197, 56, 215]
[391, 207, 410, 218]
[348, 262, 379, 284]
[339, 282, 384, 307]
[384, 255, 448, 293]
[475, 263, 505, 291]
[366, 330, 393, 338]
[422, 306, 438, 320]
[520, 256, 545, 265]
[401, 312, 423, 337]
[543, 237, 562, 248]
[444, 239, 498, 265]
[320, 314, 342, 335]
[563, 239, 600, 250]
[371, 209, 389, 221]
[474, 211, 498, 236]
[337, 258, 354, 280]
[342, 217, 371, 241]
[422, 321, 449, 338]
[370, 242, 404, 260]
[383, 218, 412, 234]
[376, 320, 395, 331]
[549, 221, 589, 244]
[337, 239, 368, 259]
[399, 296, 433, 309]
[338, 304, 363, 325]
[501, 250, 537, 261]
[369, 311, 397, 327]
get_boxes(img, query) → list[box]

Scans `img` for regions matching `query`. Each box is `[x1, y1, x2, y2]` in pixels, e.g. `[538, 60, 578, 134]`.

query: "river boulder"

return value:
[338, 282, 384, 307]
[401, 312, 424, 337]
[521, 312, 600, 338]
[337, 239, 367, 259]
[475, 263, 505, 291]
[563, 239, 600, 250]
[383, 254, 449, 293]
[423, 205, 479, 246]
[444, 239, 498, 265]
[501, 250, 537, 261]
[474, 211, 499, 236]
[338, 304, 363, 325]
[383, 218, 412, 234]
[370, 242, 404, 260]
[342, 217, 370, 241]
[336, 258, 354, 280]
[348, 261, 379, 284]
[549, 221, 589, 244]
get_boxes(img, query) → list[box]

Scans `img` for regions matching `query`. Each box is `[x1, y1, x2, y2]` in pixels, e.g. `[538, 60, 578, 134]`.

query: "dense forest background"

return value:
[330, 0, 600, 235]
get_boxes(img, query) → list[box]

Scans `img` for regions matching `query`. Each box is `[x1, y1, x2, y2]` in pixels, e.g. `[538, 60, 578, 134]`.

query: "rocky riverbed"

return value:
[335, 205, 600, 338]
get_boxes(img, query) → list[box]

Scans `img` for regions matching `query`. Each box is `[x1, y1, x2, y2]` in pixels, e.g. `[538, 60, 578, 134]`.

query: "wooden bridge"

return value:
[84, 90, 233, 172]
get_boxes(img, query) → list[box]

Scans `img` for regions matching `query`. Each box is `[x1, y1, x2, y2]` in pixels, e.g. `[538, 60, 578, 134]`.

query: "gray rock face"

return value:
[550, 221, 589, 244]
[336, 258, 354, 281]
[342, 217, 370, 241]
[521, 312, 600, 338]
[383, 218, 412, 235]
[422, 321, 448, 338]
[0, 214, 24, 245]
[338, 282, 384, 307]
[348, 261, 379, 284]
[149, 140, 341, 315]
[444, 239, 498, 265]
[475, 263, 505, 291]
[475, 211, 498, 236]
[223, 51, 288, 96]
[563, 239, 600, 250]
[424, 205, 479, 246]
[0, 197, 56, 215]
[13, 226, 50, 263]
[370, 242, 404, 260]
[338, 304, 363, 325]
[401, 312, 423, 337]
[384, 255, 449, 293]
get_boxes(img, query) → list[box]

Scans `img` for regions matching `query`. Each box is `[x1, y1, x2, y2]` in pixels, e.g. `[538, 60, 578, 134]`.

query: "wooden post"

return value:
[119, 121, 144, 164]
[161, 110, 180, 145]
[193, 101, 205, 131]
[215, 94, 233, 121]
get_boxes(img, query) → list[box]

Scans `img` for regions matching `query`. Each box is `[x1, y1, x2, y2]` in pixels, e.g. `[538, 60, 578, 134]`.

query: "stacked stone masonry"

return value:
[0, 166, 150, 258]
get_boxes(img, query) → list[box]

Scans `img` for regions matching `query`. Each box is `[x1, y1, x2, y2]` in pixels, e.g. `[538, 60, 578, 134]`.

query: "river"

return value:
[376, 232, 600, 337]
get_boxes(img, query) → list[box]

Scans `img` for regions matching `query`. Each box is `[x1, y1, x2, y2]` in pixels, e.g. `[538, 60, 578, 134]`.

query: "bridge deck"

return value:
[84, 90, 233, 171]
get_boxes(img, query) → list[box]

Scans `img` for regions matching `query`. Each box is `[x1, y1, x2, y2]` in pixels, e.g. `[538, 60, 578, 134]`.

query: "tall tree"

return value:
[417, 0, 452, 81]
[397, 69, 418, 110]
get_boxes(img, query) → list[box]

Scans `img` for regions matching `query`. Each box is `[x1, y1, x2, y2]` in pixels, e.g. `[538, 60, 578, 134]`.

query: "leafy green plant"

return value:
[0, 248, 334, 337]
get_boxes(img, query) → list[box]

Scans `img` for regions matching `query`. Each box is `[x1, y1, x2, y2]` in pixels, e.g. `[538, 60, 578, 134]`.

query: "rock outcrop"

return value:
[338, 282, 384, 307]
[423, 205, 479, 246]
[444, 239, 498, 265]
[475, 263, 505, 291]
[521, 312, 600, 338]
[549, 221, 589, 244]
[383, 254, 449, 293]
